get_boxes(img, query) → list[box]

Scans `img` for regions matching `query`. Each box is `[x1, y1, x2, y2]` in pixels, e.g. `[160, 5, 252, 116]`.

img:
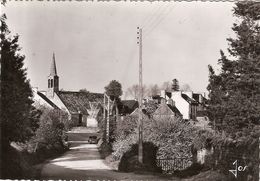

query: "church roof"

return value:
[37, 91, 60, 109]
[50, 53, 57, 76]
[57, 91, 103, 115]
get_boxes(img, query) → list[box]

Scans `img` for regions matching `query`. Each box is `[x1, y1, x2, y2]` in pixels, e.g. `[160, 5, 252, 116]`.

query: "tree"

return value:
[126, 84, 139, 99]
[180, 83, 192, 92]
[207, 1, 260, 135]
[147, 84, 160, 97]
[171, 78, 180, 91]
[1, 14, 39, 148]
[161, 81, 172, 92]
[105, 80, 123, 100]
[126, 84, 148, 99]
[79, 88, 89, 93]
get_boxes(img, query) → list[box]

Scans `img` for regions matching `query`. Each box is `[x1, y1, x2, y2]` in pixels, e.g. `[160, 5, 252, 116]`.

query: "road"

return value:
[40, 143, 179, 180]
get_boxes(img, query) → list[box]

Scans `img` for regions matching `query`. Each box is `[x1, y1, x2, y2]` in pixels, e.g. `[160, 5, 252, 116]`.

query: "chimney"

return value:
[160, 90, 166, 99]
[167, 98, 175, 107]
[32, 87, 38, 93]
[161, 98, 166, 104]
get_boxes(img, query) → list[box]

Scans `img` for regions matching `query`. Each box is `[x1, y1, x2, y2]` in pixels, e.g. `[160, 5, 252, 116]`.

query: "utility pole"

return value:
[103, 93, 110, 143]
[107, 95, 110, 142]
[137, 26, 143, 164]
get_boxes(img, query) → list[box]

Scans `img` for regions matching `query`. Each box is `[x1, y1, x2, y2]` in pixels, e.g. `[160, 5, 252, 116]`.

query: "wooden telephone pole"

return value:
[103, 93, 111, 143]
[137, 27, 143, 163]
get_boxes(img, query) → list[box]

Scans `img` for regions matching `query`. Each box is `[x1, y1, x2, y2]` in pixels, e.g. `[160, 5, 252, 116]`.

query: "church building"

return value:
[33, 53, 104, 127]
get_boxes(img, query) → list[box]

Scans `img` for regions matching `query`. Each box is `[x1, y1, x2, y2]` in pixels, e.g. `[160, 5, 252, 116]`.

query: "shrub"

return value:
[144, 117, 198, 159]
[33, 107, 69, 153]
[113, 115, 199, 163]
[98, 140, 113, 159]
[112, 133, 138, 161]
[118, 142, 162, 173]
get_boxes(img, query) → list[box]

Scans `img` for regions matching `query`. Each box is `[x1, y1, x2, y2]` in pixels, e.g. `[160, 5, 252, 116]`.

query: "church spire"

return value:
[50, 52, 57, 76]
[47, 52, 59, 97]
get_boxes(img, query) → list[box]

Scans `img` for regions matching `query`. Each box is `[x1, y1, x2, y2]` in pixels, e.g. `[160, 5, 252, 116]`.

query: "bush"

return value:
[145, 117, 197, 159]
[118, 142, 162, 173]
[31, 107, 69, 155]
[113, 115, 199, 164]
[98, 140, 113, 159]
[112, 133, 138, 161]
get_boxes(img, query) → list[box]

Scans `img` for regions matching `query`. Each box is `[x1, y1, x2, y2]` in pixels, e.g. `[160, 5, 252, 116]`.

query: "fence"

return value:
[156, 157, 193, 173]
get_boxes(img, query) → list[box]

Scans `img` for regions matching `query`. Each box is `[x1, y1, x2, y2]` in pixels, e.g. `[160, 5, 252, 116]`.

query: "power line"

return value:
[141, 3, 166, 31]
[143, 4, 169, 34]
[144, 3, 175, 39]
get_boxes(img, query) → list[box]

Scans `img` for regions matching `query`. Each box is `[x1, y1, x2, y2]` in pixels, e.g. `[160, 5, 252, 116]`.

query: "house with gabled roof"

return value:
[118, 100, 139, 116]
[152, 98, 182, 121]
[33, 53, 104, 127]
[161, 90, 198, 120]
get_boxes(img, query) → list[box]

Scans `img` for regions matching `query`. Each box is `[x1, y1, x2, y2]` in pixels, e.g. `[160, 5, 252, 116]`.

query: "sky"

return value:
[3, 1, 236, 98]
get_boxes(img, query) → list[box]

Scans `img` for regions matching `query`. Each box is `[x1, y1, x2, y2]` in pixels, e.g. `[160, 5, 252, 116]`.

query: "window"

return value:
[51, 79, 53, 88]
[48, 79, 50, 88]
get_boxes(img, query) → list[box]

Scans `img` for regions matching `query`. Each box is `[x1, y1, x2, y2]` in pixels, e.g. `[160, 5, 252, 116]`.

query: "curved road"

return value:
[40, 143, 179, 180]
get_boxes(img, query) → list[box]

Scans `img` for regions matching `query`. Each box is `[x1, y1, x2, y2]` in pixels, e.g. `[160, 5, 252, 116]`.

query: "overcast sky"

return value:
[4, 1, 236, 97]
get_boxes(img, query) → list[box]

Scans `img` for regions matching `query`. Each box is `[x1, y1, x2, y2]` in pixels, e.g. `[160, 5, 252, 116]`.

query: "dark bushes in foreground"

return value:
[118, 142, 162, 173]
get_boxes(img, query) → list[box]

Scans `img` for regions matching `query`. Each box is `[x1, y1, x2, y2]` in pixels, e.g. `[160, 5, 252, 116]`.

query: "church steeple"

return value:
[50, 53, 57, 76]
[47, 52, 59, 97]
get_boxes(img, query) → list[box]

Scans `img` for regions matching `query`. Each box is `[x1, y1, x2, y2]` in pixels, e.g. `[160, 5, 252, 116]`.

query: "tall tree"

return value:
[1, 14, 40, 149]
[171, 78, 180, 91]
[161, 81, 172, 92]
[126, 84, 148, 99]
[180, 83, 192, 92]
[207, 1, 260, 135]
[147, 84, 160, 97]
[126, 84, 139, 99]
[105, 80, 123, 101]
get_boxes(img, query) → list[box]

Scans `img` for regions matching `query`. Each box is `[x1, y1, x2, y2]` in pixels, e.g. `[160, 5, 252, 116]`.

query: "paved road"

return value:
[40, 143, 179, 180]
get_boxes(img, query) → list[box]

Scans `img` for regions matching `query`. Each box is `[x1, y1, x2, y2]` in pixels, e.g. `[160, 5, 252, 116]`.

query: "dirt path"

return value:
[40, 143, 180, 180]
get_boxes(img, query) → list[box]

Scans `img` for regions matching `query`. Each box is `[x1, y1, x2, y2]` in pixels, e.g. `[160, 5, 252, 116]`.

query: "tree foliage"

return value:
[105, 80, 123, 100]
[1, 14, 39, 147]
[207, 1, 260, 135]
[147, 84, 160, 97]
[161, 81, 172, 92]
[112, 114, 198, 161]
[172, 79, 180, 91]
[180, 83, 192, 92]
[79, 88, 89, 93]
[126, 84, 148, 99]
[34, 107, 69, 147]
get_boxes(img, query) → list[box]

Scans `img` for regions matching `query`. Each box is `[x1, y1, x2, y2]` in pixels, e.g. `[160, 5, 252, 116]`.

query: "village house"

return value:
[33, 54, 104, 127]
[118, 100, 139, 116]
[152, 98, 182, 121]
[160, 90, 201, 120]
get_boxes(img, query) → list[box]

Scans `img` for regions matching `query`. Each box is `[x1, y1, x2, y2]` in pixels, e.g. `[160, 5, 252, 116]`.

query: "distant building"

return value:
[118, 100, 139, 116]
[152, 98, 182, 121]
[160, 90, 199, 120]
[33, 53, 104, 127]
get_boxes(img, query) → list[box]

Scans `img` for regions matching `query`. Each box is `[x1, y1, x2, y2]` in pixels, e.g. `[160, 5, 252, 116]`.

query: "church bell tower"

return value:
[47, 53, 59, 97]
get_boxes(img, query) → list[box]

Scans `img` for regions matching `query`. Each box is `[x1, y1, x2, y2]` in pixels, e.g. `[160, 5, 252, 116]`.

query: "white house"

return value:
[160, 90, 198, 120]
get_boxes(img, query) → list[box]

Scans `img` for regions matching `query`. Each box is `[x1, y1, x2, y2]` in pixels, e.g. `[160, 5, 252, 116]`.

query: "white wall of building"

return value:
[171, 92, 190, 120]
[32, 88, 53, 109]
[161, 90, 191, 120]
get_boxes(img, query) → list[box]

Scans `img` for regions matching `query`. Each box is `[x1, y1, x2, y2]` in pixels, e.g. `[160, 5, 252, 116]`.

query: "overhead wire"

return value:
[141, 3, 166, 31]
[143, 4, 170, 35]
[144, 3, 175, 39]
